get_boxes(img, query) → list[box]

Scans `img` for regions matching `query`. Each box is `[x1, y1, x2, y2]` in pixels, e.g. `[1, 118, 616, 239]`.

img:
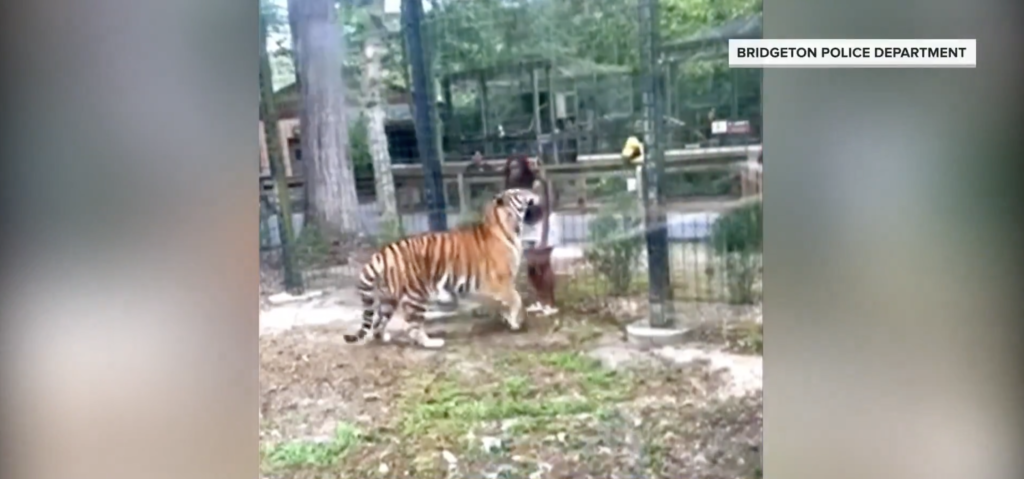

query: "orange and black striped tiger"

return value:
[343, 188, 543, 348]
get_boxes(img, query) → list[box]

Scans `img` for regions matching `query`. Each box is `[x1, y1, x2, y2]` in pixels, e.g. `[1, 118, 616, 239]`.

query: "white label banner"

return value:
[729, 39, 976, 68]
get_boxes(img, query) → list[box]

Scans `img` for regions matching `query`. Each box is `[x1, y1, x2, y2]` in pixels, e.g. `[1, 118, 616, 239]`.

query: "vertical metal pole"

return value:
[479, 74, 491, 156]
[457, 172, 468, 218]
[546, 65, 560, 163]
[531, 68, 542, 161]
[402, 0, 447, 231]
[759, 67, 764, 141]
[442, 77, 455, 152]
[639, 0, 672, 327]
[665, 63, 674, 148]
[260, 11, 303, 294]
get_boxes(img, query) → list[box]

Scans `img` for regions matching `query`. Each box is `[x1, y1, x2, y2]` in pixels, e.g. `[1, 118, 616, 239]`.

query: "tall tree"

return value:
[261, 4, 303, 293]
[289, 0, 362, 234]
[360, 0, 401, 240]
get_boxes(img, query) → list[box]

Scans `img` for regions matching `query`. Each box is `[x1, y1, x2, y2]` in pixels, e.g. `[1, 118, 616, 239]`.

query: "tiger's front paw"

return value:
[504, 312, 525, 331]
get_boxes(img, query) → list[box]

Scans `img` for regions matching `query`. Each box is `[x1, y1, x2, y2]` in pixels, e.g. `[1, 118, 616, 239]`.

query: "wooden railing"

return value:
[259, 144, 763, 215]
[390, 144, 762, 214]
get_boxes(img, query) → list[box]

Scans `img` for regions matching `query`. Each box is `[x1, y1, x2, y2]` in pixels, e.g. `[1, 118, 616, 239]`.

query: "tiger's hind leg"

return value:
[343, 277, 380, 345]
[371, 297, 398, 343]
[401, 299, 445, 349]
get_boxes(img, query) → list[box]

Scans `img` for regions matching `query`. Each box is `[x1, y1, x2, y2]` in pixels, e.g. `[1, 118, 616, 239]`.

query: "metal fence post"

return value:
[639, 0, 673, 327]
[402, 0, 448, 231]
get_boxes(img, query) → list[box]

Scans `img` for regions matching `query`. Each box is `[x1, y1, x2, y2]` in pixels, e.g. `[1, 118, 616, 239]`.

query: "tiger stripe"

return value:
[342, 188, 539, 348]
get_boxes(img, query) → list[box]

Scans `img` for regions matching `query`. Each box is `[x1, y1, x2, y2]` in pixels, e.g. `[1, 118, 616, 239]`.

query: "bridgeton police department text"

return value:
[736, 46, 968, 59]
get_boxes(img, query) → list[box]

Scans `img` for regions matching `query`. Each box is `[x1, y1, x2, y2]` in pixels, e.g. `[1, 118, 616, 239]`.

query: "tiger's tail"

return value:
[343, 253, 383, 344]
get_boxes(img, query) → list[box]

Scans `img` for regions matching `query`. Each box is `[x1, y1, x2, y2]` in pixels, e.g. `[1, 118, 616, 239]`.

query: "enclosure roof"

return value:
[558, 59, 634, 77]
[663, 13, 762, 51]
[443, 57, 632, 84]
[260, 81, 411, 121]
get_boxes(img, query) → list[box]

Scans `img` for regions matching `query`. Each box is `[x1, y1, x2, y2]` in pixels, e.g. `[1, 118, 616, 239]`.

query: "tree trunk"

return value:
[362, 0, 401, 242]
[289, 0, 361, 235]
[286, 0, 301, 89]
[260, 9, 303, 293]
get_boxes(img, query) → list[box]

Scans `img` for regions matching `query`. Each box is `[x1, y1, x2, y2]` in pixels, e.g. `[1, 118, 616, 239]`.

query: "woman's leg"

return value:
[524, 248, 559, 316]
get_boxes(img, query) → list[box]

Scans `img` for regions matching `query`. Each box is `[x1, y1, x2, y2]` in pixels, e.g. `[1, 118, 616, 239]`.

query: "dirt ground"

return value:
[259, 289, 762, 479]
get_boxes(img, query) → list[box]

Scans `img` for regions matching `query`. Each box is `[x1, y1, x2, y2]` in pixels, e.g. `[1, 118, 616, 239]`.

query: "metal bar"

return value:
[577, 144, 762, 162]
[546, 65, 560, 163]
[389, 144, 761, 169]
[532, 68, 542, 159]
[457, 172, 468, 217]
[639, 0, 673, 327]
[665, 64, 675, 148]
[389, 147, 759, 177]
[442, 77, 455, 153]
[479, 74, 490, 155]
[260, 11, 303, 293]
[731, 68, 739, 118]
[402, 0, 447, 231]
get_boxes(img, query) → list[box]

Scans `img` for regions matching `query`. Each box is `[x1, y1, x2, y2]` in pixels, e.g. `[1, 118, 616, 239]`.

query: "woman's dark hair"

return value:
[502, 155, 536, 190]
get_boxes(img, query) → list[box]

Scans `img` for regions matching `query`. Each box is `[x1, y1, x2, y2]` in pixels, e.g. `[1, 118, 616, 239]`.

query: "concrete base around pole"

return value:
[625, 318, 690, 347]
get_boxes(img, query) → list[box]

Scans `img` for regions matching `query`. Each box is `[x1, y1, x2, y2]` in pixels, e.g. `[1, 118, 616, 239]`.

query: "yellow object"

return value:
[621, 136, 644, 164]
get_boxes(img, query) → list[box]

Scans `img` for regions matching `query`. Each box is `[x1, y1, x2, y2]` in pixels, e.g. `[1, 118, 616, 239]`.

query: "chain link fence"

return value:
[260, 0, 763, 317]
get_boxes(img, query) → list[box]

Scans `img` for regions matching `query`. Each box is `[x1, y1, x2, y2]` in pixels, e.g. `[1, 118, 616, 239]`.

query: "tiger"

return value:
[343, 188, 543, 348]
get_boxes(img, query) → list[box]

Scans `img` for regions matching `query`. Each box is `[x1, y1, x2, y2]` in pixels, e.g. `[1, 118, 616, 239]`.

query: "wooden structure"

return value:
[259, 118, 301, 177]
[440, 57, 634, 164]
[258, 81, 418, 180]
[386, 144, 762, 216]
[660, 13, 763, 149]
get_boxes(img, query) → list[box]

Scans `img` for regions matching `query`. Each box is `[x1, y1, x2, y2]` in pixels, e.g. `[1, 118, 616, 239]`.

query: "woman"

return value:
[503, 155, 558, 317]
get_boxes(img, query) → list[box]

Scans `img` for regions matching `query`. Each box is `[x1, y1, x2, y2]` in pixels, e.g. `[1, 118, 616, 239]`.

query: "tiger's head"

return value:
[488, 188, 542, 235]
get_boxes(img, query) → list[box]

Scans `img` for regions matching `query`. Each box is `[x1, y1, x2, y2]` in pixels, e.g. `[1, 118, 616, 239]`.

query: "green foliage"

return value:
[339, 1, 409, 91]
[271, 0, 762, 114]
[723, 253, 760, 304]
[260, 0, 296, 90]
[419, 0, 762, 150]
[425, 0, 760, 72]
[588, 176, 629, 199]
[398, 350, 632, 441]
[268, 0, 762, 154]
[710, 200, 762, 304]
[262, 422, 362, 470]
[348, 115, 374, 178]
[585, 193, 645, 293]
[710, 200, 761, 254]
[663, 170, 736, 198]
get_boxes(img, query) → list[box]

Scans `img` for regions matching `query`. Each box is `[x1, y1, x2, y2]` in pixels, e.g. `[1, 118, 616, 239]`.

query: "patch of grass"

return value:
[536, 350, 602, 372]
[397, 351, 634, 442]
[261, 422, 362, 470]
[399, 376, 598, 439]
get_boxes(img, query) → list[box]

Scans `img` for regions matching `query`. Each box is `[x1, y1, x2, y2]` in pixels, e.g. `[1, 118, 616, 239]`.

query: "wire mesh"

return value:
[424, 0, 642, 162]
[259, 2, 762, 474]
[259, 0, 763, 316]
